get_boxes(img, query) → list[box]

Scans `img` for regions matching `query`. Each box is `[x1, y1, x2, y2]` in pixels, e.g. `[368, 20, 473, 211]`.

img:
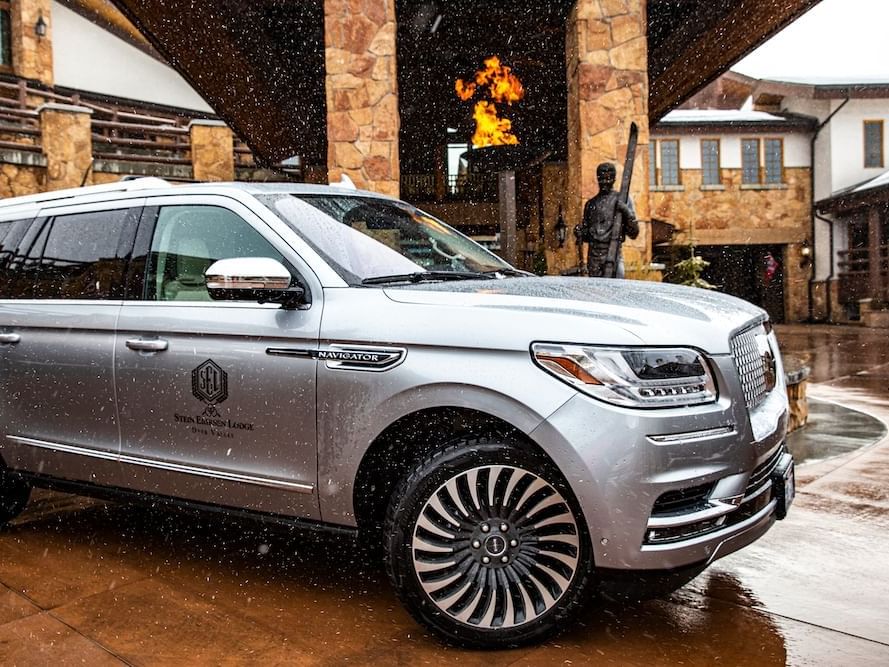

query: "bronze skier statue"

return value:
[576, 162, 639, 278]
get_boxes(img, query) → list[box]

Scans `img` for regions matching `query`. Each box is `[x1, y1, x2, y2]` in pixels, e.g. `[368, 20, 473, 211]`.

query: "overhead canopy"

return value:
[109, 0, 820, 165]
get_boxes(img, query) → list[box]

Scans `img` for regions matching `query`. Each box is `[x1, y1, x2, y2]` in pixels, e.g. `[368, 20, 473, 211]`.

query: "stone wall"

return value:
[564, 0, 651, 273]
[0, 162, 45, 198]
[39, 103, 92, 191]
[650, 168, 811, 245]
[189, 121, 234, 182]
[651, 166, 812, 321]
[11, 0, 53, 85]
[324, 0, 400, 196]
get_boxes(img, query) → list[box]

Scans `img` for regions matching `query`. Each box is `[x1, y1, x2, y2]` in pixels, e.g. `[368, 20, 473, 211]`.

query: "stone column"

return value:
[11, 0, 53, 85]
[565, 0, 650, 273]
[323, 0, 400, 196]
[189, 120, 235, 182]
[39, 103, 92, 191]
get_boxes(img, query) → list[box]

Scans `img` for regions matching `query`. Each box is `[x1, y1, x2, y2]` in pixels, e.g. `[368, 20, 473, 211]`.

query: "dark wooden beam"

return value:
[648, 0, 822, 121]
[110, 0, 327, 166]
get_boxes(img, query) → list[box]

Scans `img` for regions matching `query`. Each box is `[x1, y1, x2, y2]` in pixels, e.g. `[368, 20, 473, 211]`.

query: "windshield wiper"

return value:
[483, 268, 533, 277]
[361, 271, 496, 285]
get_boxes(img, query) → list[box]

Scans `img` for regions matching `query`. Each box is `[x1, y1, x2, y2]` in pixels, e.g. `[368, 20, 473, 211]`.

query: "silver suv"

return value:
[0, 178, 794, 647]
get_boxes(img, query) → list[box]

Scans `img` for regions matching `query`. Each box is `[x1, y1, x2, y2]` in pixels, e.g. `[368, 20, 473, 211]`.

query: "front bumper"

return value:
[529, 354, 790, 571]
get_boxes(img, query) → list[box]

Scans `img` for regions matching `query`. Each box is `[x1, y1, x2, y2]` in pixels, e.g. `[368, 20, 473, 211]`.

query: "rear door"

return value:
[113, 195, 322, 518]
[0, 201, 142, 483]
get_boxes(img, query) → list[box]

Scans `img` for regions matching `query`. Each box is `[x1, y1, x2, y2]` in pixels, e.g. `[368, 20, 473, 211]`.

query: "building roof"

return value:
[750, 76, 889, 100]
[108, 0, 823, 164]
[660, 110, 787, 124]
[817, 169, 889, 213]
[655, 109, 816, 133]
[761, 76, 889, 86]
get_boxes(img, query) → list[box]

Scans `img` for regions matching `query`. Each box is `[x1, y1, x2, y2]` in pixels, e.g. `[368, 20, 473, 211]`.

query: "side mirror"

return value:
[205, 257, 308, 309]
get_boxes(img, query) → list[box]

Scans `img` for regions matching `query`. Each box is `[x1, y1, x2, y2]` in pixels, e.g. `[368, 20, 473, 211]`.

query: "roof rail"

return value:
[0, 177, 172, 210]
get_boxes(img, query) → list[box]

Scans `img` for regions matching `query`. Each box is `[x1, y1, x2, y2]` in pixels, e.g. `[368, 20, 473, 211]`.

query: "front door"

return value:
[114, 197, 321, 518]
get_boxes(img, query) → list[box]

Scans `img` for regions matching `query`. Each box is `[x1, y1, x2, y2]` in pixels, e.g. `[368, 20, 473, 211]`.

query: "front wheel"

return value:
[385, 440, 592, 648]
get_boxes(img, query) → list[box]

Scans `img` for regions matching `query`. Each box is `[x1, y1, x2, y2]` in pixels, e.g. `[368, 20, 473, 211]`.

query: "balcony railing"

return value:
[838, 245, 888, 304]
[0, 76, 269, 175]
[400, 172, 499, 202]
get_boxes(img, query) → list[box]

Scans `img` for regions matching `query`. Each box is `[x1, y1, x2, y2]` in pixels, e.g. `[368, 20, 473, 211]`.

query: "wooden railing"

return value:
[0, 76, 270, 172]
[838, 245, 889, 304]
[401, 172, 498, 202]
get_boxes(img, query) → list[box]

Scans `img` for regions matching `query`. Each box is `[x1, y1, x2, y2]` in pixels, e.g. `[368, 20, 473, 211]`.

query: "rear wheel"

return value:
[385, 440, 592, 648]
[0, 470, 30, 526]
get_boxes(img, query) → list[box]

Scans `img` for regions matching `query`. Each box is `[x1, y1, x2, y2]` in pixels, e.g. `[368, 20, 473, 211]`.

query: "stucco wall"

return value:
[51, 2, 212, 113]
[651, 132, 811, 172]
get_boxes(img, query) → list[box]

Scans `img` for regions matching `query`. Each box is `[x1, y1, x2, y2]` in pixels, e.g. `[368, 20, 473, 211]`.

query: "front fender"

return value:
[316, 345, 576, 525]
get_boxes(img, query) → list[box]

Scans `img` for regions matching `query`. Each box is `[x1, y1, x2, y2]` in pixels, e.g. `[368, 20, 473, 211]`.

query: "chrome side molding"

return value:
[5, 435, 314, 494]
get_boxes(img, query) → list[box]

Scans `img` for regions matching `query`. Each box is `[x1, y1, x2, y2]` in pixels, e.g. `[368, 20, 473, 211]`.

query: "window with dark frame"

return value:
[864, 120, 883, 168]
[31, 210, 134, 300]
[701, 139, 720, 186]
[763, 138, 783, 184]
[0, 2, 12, 69]
[659, 139, 680, 186]
[742, 138, 760, 184]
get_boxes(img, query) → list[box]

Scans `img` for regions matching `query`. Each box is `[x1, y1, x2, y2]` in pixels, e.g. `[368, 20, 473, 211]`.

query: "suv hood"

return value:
[383, 277, 764, 353]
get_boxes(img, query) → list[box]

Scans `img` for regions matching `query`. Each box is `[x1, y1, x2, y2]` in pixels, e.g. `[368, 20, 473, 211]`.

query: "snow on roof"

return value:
[851, 169, 889, 194]
[659, 109, 788, 124]
[759, 75, 889, 87]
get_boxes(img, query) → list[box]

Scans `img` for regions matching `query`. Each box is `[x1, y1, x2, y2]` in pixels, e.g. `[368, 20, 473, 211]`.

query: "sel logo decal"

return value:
[192, 359, 229, 412]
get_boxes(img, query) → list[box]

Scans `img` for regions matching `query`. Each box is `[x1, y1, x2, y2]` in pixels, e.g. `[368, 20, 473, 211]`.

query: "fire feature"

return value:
[456, 56, 525, 148]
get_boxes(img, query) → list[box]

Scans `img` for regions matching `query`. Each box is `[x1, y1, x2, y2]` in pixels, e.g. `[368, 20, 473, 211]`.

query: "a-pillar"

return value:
[11, 0, 53, 85]
[39, 103, 92, 191]
[189, 120, 235, 182]
[323, 0, 400, 196]
[565, 0, 651, 275]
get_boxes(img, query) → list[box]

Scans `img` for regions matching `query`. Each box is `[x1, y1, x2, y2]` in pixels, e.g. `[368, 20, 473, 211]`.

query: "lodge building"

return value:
[8, 1, 887, 326]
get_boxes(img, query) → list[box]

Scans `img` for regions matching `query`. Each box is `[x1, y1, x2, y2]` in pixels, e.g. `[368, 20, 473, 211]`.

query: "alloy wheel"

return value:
[411, 464, 580, 629]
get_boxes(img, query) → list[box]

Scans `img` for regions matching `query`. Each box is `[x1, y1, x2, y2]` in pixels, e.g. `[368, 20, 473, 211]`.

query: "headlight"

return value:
[532, 343, 717, 408]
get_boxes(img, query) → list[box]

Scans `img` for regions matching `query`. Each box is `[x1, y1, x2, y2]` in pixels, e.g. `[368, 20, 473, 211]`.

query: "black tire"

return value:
[385, 439, 593, 649]
[0, 470, 30, 526]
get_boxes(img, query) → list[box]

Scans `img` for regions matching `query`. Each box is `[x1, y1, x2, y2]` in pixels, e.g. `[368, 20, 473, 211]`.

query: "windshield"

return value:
[261, 193, 512, 283]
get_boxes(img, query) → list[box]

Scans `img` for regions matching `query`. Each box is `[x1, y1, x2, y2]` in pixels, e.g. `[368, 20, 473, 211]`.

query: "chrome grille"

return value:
[730, 324, 772, 409]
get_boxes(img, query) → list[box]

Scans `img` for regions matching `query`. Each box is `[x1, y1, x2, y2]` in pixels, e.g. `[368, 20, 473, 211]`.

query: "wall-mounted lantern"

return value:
[35, 14, 48, 38]
[800, 240, 812, 268]
[554, 204, 567, 248]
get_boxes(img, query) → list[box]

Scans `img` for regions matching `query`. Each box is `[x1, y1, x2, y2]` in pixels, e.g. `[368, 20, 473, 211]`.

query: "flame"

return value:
[455, 56, 525, 148]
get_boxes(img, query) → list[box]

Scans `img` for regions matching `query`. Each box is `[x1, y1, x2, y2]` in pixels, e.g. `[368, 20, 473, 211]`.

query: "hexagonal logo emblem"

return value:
[192, 359, 228, 407]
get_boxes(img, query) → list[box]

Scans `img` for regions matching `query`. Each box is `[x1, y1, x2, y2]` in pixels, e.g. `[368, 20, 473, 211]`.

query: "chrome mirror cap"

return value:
[205, 257, 292, 292]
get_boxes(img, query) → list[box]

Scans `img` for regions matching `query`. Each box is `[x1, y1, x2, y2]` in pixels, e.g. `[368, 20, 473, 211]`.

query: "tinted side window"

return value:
[145, 206, 285, 302]
[0, 218, 33, 298]
[32, 209, 137, 300]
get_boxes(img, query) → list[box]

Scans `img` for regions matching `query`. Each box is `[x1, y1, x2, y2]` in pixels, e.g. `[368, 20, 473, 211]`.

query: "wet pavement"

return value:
[1, 324, 888, 665]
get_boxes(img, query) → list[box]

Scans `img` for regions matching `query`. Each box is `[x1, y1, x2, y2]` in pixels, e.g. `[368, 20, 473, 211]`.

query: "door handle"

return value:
[0, 333, 20, 345]
[126, 338, 169, 352]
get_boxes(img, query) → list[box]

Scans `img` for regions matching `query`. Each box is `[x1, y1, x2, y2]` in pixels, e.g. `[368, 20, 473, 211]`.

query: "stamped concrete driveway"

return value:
[0, 324, 888, 666]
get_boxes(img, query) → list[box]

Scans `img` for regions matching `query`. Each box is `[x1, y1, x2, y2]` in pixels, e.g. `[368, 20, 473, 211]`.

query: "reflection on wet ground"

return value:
[787, 398, 887, 465]
[1, 324, 888, 665]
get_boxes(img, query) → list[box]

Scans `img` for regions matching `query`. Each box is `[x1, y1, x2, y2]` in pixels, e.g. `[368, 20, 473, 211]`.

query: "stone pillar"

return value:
[11, 0, 53, 85]
[566, 0, 650, 273]
[189, 120, 235, 182]
[323, 0, 400, 196]
[39, 103, 92, 191]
